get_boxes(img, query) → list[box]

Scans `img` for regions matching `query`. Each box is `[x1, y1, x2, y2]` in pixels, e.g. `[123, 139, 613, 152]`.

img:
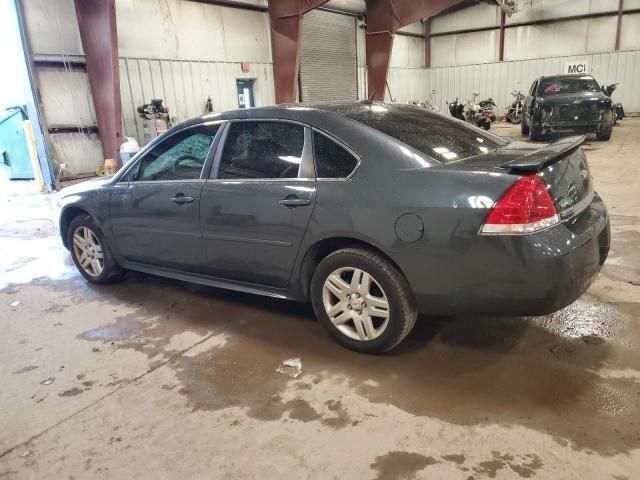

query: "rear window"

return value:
[344, 105, 507, 164]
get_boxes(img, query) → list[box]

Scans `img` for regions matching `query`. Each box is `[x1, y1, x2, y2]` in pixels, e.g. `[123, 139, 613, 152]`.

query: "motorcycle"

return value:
[408, 90, 441, 113]
[601, 83, 625, 125]
[505, 90, 525, 124]
[464, 93, 495, 130]
[446, 98, 465, 120]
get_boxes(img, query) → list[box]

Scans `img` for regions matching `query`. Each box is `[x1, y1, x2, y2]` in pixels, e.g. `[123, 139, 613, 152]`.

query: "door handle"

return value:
[279, 196, 311, 208]
[171, 194, 194, 205]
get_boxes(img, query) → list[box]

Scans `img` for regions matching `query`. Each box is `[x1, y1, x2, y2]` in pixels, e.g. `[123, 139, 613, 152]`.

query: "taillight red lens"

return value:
[481, 174, 559, 234]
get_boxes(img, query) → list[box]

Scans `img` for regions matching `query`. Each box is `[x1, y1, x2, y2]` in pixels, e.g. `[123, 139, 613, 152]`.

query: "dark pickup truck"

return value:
[522, 74, 614, 142]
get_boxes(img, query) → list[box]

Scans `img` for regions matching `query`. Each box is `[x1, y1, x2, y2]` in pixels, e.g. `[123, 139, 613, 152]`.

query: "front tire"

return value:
[521, 118, 530, 135]
[68, 214, 123, 284]
[596, 116, 613, 141]
[310, 248, 417, 354]
[529, 119, 542, 142]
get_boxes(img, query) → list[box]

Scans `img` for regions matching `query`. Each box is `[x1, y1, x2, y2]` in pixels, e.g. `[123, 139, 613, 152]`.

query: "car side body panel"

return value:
[57, 103, 609, 317]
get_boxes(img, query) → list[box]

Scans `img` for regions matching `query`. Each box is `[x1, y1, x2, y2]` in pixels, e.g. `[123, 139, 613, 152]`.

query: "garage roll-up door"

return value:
[300, 9, 358, 102]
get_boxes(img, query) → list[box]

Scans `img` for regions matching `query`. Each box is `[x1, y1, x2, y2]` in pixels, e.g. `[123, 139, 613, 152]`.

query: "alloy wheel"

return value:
[72, 226, 104, 277]
[322, 267, 390, 341]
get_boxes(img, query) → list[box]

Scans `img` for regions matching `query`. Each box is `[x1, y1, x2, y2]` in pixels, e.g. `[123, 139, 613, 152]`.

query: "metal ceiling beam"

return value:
[269, 0, 330, 104]
[74, 0, 123, 165]
[364, 0, 463, 101]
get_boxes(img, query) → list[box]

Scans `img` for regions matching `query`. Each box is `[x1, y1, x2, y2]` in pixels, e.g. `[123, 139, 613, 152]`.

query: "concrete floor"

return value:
[0, 119, 639, 480]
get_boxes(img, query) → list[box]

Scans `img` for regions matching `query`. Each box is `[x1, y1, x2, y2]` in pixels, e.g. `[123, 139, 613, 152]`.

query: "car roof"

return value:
[179, 101, 416, 129]
[538, 74, 596, 81]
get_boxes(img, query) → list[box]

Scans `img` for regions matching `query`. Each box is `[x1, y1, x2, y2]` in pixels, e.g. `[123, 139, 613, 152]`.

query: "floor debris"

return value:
[276, 358, 303, 378]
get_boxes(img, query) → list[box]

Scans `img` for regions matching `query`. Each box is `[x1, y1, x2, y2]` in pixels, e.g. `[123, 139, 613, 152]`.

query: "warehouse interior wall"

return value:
[17, 0, 640, 180]
[117, 0, 274, 142]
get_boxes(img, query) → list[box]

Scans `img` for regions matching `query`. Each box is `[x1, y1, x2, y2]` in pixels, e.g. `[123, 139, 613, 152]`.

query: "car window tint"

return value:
[136, 125, 218, 181]
[313, 132, 358, 178]
[217, 122, 304, 179]
[346, 105, 508, 164]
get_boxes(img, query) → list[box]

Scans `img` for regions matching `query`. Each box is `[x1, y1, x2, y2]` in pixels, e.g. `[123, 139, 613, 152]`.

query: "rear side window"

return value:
[346, 105, 508, 164]
[217, 121, 304, 179]
[313, 132, 358, 178]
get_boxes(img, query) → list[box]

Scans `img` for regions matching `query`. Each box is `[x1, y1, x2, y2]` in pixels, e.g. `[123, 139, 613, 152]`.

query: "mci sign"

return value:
[564, 61, 589, 74]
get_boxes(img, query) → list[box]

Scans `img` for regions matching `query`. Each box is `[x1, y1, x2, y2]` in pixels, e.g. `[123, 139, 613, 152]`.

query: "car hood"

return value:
[540, 92, 611, 107]
[57, 176, 113, 199]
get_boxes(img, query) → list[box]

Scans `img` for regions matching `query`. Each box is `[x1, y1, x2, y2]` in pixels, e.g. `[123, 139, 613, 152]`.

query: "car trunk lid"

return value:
[452, 135, 594, 222]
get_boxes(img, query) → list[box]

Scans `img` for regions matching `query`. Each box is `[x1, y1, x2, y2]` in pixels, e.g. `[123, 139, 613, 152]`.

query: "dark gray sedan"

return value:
[57, 102, 610, 353]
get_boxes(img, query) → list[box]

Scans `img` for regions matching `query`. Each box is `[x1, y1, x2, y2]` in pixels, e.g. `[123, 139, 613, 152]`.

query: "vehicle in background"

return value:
[408, 90, 440, 113]
[447, 98, 465, 120]
[522, 74, 614, 141]
[601, 83, 625, 125]
[464, 93, 495, 130]
[57, 102, 610, 354]
[505, 90, 525, 124]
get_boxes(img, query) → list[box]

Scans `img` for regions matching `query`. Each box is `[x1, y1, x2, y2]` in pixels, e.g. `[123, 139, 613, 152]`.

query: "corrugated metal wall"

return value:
[423, 50, 640, 116]
[22, 0, 104, 179]
[430, 1, 640, 68]
[119, 58, 274, 142]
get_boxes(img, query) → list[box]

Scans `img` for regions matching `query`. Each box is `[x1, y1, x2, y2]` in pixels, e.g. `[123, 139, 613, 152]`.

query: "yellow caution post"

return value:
[23, 120, 45, 193]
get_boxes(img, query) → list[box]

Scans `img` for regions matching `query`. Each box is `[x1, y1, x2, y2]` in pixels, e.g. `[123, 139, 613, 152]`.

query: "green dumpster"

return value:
[0, 106, 34, 180]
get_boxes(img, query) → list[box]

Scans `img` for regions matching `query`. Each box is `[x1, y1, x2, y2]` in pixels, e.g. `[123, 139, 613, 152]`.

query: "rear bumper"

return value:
[395, 194, 609, 316]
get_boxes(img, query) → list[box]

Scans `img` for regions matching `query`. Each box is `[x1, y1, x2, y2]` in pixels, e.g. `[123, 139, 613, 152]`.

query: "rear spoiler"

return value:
[501, 135, 586, 173]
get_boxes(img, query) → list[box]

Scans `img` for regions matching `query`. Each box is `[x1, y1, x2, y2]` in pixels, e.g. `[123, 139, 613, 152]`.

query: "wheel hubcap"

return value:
[322, 267, 390, 341]
[72, 226, 104, 277]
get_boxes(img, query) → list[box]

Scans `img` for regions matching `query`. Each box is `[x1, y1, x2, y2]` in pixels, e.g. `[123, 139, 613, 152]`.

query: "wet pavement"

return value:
[1, 120, 639, 479]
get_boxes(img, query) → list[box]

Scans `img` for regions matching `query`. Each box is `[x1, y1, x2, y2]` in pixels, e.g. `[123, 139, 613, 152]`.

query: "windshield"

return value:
[539, 76, 600, 95]
[344, 104, 508, 164]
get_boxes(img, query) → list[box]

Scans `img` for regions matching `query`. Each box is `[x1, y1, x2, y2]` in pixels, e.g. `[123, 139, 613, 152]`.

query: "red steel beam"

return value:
[615, 0, 624, 51]
[499, 9, 505, 61]
[424, 17, 431, 68]
[365, 0, 463, 101]
[269, 0, 330, 104]
[74, 0, 123, 165]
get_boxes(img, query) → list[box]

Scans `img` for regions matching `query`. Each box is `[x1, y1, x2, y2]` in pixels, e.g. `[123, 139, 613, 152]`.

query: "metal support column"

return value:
[615, 0, 624, 51]
[499, 9, 506, 61]
[74, 0, 123, 164]
[268, 0, 330, 104]
[365, 0, 463, 101]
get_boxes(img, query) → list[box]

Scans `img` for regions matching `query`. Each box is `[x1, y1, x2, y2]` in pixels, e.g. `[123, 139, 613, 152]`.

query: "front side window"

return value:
[134, 125, 218, 181]
[217, 121, 304, 179]
[313, 131, 358, 178]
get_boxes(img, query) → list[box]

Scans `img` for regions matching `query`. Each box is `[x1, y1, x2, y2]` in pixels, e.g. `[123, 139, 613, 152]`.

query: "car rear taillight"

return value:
[480, 174, 559, 234]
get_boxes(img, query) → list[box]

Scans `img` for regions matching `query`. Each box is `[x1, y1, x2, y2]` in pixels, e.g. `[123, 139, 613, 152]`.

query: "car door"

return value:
[199, 120, 316, 288]
[109, 123, 221, 271]
[524, 79, 538, 123]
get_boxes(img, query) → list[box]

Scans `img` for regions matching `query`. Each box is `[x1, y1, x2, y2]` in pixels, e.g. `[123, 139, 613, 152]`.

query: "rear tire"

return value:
[310, 248, 417, 354]
[521, 118, 530, 135]
[67, 214, 124, 284]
